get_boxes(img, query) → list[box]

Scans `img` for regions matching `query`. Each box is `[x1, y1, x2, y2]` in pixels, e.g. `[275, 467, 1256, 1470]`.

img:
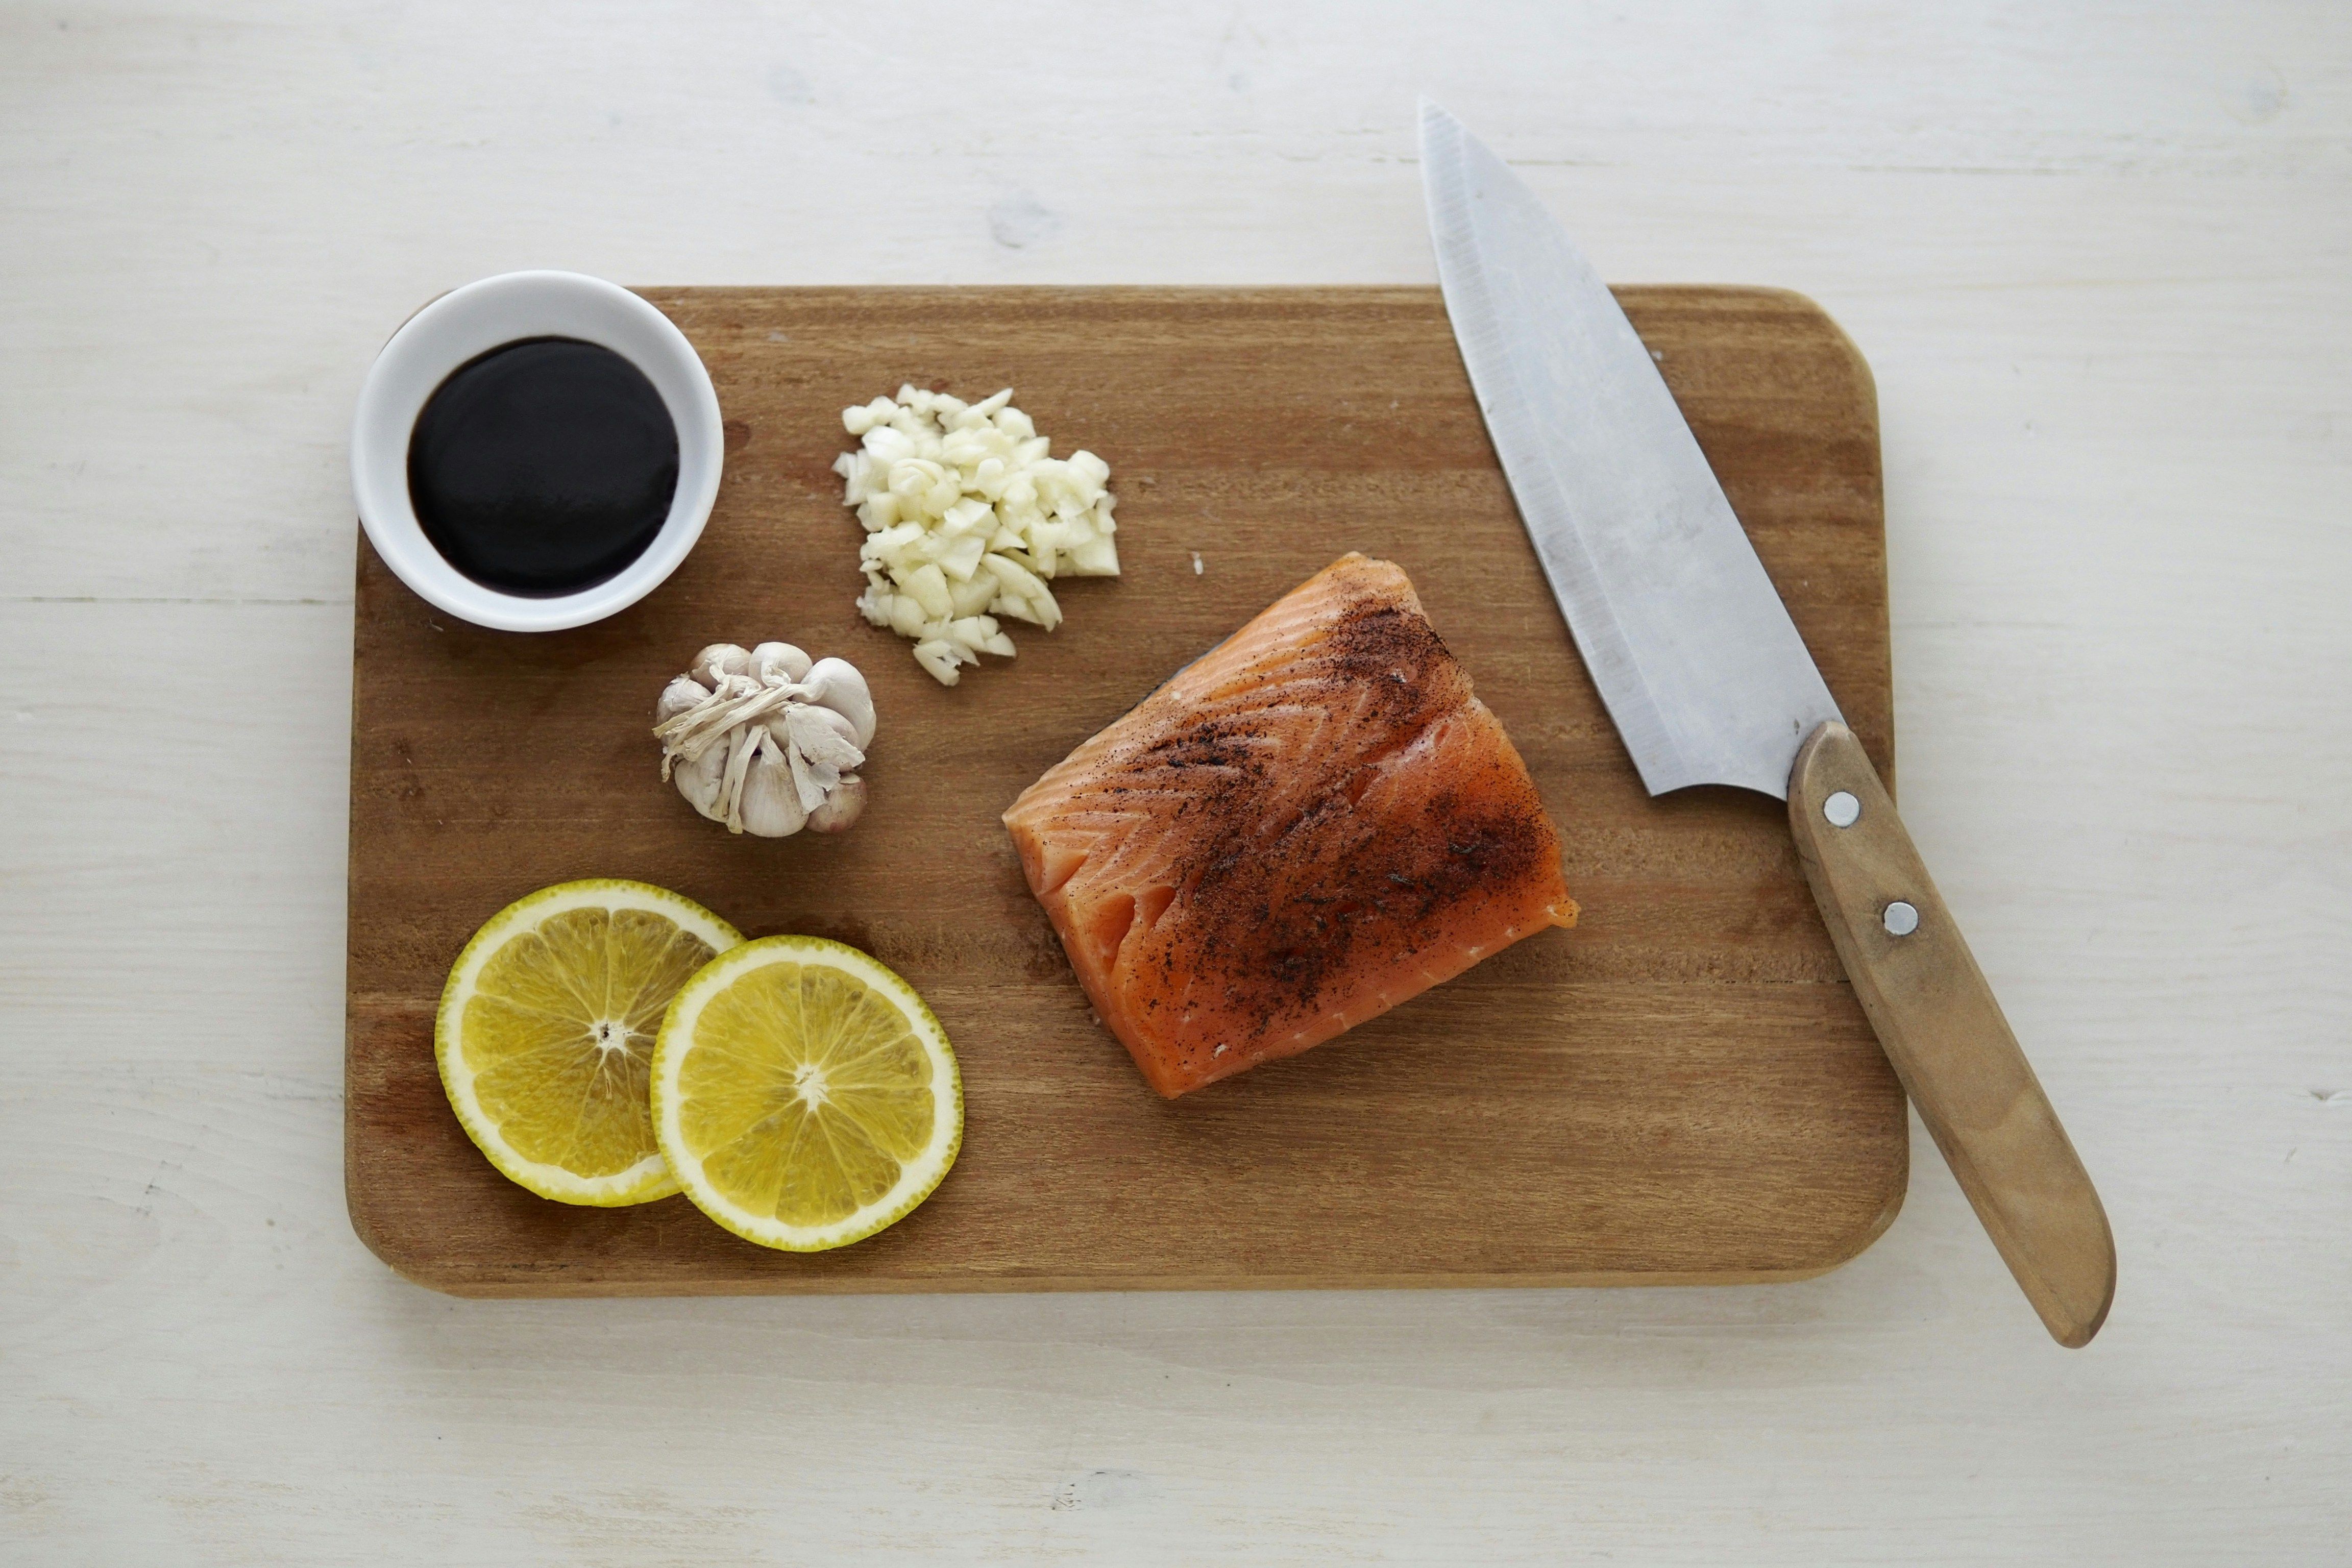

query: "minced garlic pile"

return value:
[834, 386, 1118, 686]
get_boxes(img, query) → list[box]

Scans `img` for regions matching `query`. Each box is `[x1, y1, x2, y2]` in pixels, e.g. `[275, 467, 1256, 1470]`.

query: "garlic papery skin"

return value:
[652, 644, 875, 838]
[692, 643, 752, 690]
[748, 642, 812, 684]
[798, 657, 876, 748]
[673, 744, 727, 818]
[657, 675, 712, 722]
[737, 742, 810, 838]
[834, 385, 1117, 687]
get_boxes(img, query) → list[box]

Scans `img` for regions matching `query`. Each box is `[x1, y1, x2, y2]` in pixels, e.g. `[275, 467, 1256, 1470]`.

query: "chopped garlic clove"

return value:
[862, 426, 916, 463]
[836, 387, 1115, 685]
[940, 497, 994, 536]
[980, 551, 1055, 615]
[900, 562, 954, 621]
[948, 573, 999, 618]
[935, 532, 985, 583]
[990, 591, 1055, 630]
[1069, 532, 1120, 576]
[911, 639, 964, 686]
[865, 520, 925, 559]
[885, 593, 929, 639]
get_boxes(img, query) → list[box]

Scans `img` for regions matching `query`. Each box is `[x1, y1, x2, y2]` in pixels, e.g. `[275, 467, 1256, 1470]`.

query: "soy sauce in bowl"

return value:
[406, 337, 680, 597]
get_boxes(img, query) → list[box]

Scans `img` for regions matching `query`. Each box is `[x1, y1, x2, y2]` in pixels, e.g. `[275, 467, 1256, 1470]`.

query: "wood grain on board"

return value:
[346, 285, 1903, 1296]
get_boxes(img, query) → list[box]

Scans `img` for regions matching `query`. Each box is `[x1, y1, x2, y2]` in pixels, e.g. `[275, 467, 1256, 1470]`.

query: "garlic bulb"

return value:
[834, 385, 1118, 687]
[652, 643, 874, 837]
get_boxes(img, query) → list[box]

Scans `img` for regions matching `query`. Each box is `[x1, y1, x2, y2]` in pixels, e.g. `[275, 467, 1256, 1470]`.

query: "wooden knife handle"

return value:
[1788, 721, 2115, 1346]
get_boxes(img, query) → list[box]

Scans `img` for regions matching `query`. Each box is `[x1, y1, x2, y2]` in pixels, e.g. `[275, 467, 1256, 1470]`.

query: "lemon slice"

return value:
[436, 879, 741, 1206]
[652, 936, 962, 1251]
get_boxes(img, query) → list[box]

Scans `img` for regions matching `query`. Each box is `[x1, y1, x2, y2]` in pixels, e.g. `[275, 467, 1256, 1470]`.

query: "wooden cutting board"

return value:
[346, 285, 1904, 1297]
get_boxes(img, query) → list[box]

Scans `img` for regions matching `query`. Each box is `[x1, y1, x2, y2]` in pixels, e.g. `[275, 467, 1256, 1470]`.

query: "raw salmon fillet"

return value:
[1003, 553, 1578, 1097]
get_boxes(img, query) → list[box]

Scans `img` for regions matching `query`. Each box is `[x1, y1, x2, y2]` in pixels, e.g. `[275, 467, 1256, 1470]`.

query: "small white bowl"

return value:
[351, 270, 723, 632]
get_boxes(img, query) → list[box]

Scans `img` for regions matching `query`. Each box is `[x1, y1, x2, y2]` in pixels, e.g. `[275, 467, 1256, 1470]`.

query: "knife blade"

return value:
[1420, 99, 2115, 1347]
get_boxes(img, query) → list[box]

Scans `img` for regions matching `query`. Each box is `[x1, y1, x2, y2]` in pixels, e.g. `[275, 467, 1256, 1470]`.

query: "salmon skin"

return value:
[1003, 553, 1578, 1097]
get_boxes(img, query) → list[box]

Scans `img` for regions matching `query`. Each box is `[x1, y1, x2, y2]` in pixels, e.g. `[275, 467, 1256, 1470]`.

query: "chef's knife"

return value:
[1419, 100, 2114, 1346]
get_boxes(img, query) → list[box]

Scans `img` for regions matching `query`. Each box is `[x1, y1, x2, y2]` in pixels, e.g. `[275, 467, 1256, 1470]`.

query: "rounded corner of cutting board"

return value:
[1613, 283, 1881, 439]
[1777, 1113, 1911, 1283]
[344, 1171, 479, 1298]
[1731, 1091, 1909, 1288]
[1766, 287, 1881, 428]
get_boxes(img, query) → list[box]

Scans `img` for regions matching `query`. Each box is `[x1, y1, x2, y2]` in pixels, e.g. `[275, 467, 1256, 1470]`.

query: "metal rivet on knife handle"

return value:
[1882, 900, 1920, 936]
[1824, 790, 1861, 828]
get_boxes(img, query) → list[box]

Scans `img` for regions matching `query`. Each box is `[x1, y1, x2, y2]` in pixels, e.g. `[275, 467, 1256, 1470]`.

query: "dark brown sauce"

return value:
[407, 337, 678, 596]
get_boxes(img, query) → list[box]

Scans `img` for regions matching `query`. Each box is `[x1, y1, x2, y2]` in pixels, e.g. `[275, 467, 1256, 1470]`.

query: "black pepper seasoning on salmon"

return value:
[1002, 553, 1579, 1097]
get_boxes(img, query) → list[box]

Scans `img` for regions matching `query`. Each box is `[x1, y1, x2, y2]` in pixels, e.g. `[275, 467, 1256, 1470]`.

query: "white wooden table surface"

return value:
[5, 3, 2345, 1562]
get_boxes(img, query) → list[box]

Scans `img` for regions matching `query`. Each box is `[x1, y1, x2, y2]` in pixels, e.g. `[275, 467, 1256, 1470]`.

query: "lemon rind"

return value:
[435, 878, 743, 1207]
[651, 936, 963, 1252]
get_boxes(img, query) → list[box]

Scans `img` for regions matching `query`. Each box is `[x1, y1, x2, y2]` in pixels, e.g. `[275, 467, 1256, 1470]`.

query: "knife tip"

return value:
[1417, 97, 1460, 164]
